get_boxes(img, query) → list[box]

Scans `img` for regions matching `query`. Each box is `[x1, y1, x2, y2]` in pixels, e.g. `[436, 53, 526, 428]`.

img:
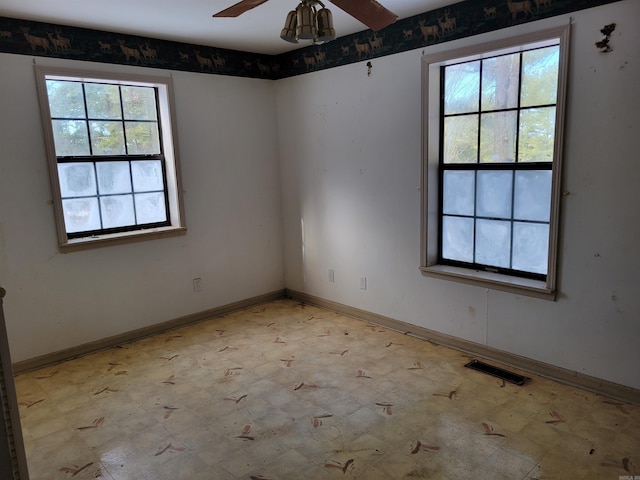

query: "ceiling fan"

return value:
[212, 0, 398, 44]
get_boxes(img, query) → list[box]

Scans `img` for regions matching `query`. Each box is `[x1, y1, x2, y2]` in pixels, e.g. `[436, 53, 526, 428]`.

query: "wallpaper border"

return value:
[0, 0, 623, 80]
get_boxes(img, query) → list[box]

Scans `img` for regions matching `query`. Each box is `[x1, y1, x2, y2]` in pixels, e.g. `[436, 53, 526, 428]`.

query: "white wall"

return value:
[1, 1, 638, 392]
[0, 55, 284, 362]
[276, 0, 640, 390]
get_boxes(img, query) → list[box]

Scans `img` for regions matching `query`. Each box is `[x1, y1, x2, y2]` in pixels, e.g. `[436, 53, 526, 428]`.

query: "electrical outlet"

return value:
[360, 277, 367, 290]
[193, 278, 202, 292]
[329, 269, 335, 282]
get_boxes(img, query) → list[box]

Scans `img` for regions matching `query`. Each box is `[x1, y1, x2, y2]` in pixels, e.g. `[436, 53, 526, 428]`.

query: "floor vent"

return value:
[465, 359, 529, 386]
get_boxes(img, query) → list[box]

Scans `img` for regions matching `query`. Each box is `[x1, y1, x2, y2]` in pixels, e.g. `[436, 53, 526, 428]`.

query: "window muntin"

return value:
[439, 45, 559, 280]
[421, 25, 570, 299]
[45, 79, 168, 238]
[36, 67, 186, 250]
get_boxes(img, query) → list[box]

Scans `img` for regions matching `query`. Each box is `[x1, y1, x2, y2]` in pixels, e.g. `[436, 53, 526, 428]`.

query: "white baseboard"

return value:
[285, 289, 640, 406]
[15, 287, 638, 406]
[13, 289, 286, 374]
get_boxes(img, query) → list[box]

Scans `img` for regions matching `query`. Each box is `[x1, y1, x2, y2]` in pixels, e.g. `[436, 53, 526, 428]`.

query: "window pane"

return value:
[443, 171, 475, 216]
[100, 195, 135, 228]
[444, 61, 480, 115]
[135, 192, 167, 224]
[476, 170, 512, 219]
[480, 111, 517, 163]
[46, 80, 85, 118]
[58, 163, 96, 197]
[514, 170, 552, 222]
[51, 120, 90, 156]
[512, 222, 549, 274]
[518, 107, 556, 163]
[96, 161, 132, 195]
[481, 53, 520, 110]
[444, 115, 478, 164]
[89, 121, 126, 155]
[62, 198, 101, 233]
[131, 160, 164, 192]
[521, 46, 559, 108]
[442, 216, 474, 263]
[475, 219, 511, 268]
[122, 86, 158, 120]
[38, 70, 181, 244]
[428, 33, 565, 285]
[125, 122, 160, 154]
[85, 83, 122, 120]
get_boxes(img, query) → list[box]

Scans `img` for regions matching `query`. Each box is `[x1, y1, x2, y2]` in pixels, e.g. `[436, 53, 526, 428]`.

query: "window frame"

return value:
[35, 66, 186, 252]
[420, 25, 570, 300]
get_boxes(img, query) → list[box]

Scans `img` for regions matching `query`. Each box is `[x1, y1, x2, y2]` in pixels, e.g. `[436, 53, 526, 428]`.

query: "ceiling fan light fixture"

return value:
[213, 0, 397, 46]
[280, 10, 299, 43]
[279, 0, 338, 44]
[315, 7, 335, 42]
[295, 2, 317, 40]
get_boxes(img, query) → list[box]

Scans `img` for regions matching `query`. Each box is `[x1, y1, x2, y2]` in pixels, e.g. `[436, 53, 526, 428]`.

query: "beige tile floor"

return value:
[14, 299, 639, 479]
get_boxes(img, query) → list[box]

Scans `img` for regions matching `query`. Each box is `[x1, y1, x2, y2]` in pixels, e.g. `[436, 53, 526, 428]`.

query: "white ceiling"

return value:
[0, 0, 459, 55]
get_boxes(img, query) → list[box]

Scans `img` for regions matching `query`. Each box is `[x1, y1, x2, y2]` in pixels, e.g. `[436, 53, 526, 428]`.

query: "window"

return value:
[35, 66, 185, 251]
[420, 26, 570, 299]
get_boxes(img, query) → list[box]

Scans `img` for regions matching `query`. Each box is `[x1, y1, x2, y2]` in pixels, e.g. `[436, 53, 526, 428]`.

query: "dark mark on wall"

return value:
[595, 22, 616, 52]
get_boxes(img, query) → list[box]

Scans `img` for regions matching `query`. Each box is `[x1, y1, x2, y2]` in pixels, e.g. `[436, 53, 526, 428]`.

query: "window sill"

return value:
[59, 226, 187, 253]
[419, 264, 556, 300]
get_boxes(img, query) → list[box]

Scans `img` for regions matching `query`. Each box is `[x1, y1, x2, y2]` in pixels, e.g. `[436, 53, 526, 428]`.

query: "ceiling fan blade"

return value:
[329, 0, 398, 31]
[212, 0, 269, 18]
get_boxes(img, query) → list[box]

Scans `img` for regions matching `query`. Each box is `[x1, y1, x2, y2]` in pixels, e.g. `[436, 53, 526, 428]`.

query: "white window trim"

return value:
[419, 25, 571, 300]
[34, 66, 187, 252]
